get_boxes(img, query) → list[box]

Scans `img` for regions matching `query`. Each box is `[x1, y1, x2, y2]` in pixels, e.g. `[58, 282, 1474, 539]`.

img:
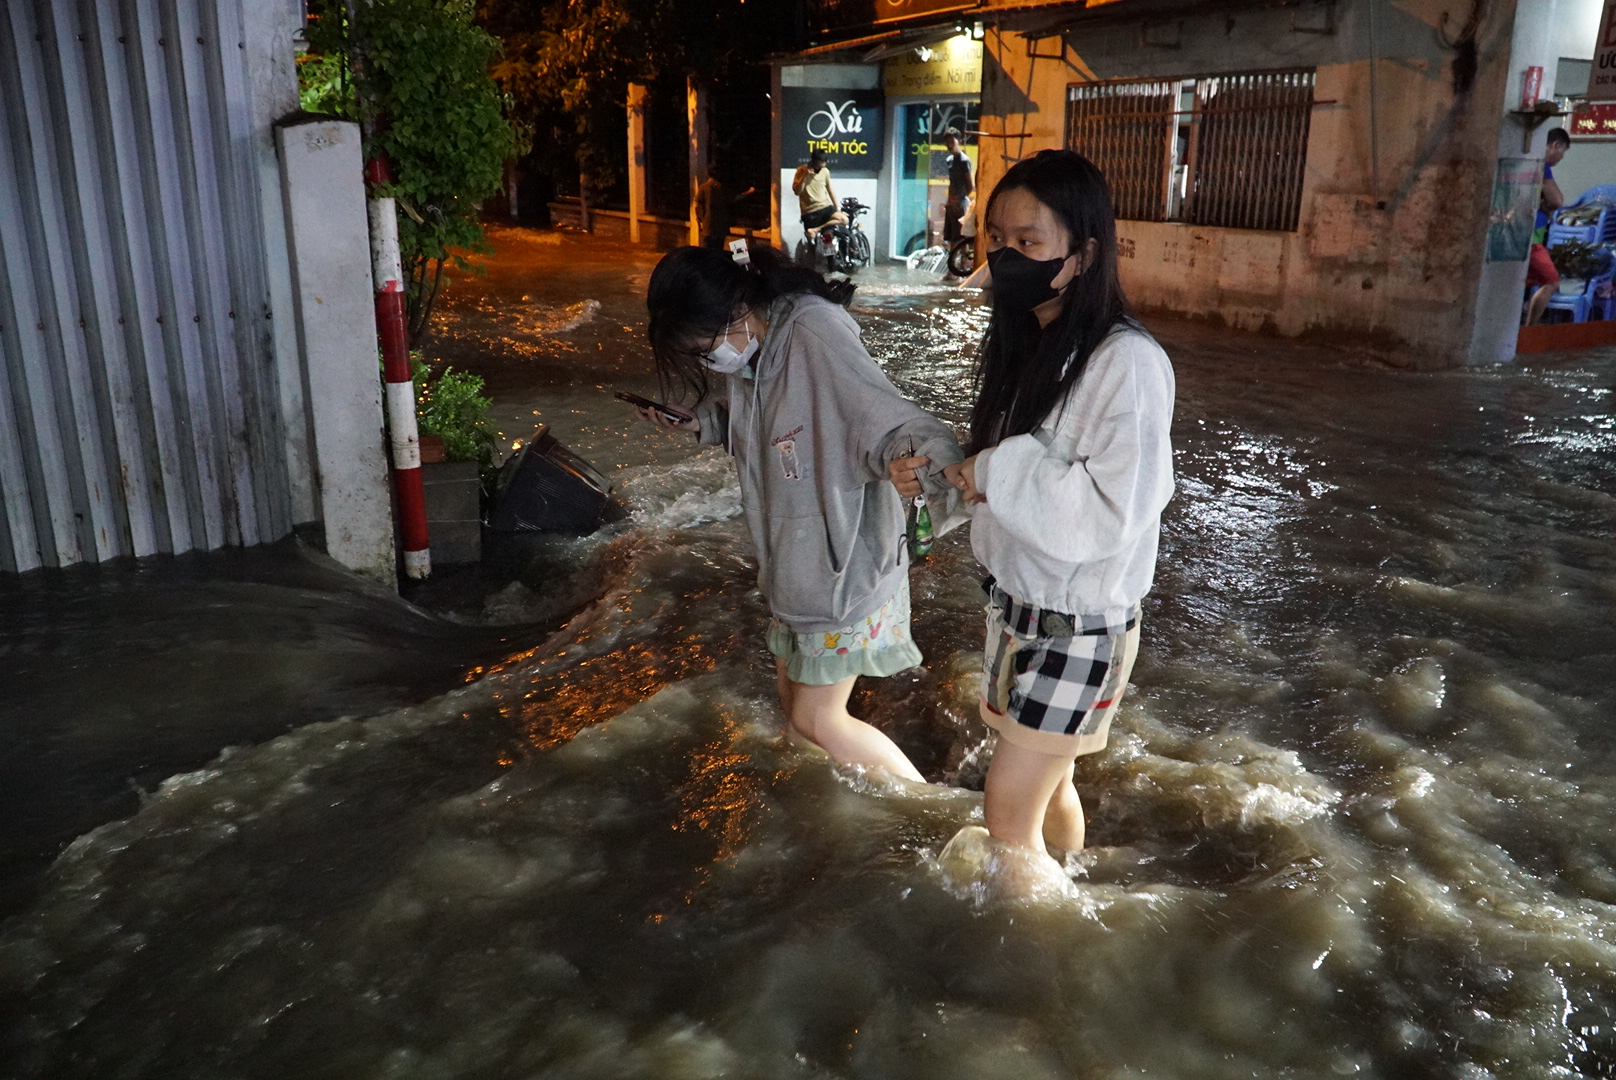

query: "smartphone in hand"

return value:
[614, 390, 690, 425]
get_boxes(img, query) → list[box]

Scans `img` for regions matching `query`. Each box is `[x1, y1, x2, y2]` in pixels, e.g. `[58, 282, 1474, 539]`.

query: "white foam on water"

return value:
[517, 297, 600, 335]
[934, 825, 1081, 908]
[616, 448, 742, 530]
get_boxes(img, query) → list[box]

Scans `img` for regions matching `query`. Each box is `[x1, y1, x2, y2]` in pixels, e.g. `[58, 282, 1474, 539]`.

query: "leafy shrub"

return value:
[411, 355, 495, 466]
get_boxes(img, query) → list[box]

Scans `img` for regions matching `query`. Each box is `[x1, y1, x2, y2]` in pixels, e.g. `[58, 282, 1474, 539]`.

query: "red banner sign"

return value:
[1571, 102, 1616, 138]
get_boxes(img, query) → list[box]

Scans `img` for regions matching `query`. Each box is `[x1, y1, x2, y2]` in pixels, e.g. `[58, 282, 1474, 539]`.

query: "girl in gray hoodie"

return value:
[634, 244, 963, 782]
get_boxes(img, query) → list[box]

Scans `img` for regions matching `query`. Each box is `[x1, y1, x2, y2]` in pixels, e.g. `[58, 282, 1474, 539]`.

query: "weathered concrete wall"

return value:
[980, 0, 1520, 368]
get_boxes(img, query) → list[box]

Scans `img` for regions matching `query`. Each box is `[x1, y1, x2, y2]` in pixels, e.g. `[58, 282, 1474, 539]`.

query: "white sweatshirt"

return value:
[969, 327, 1175, 624]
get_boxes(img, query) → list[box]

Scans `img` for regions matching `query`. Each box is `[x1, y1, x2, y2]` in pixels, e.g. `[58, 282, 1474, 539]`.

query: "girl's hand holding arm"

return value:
[944, 456, 986, 504]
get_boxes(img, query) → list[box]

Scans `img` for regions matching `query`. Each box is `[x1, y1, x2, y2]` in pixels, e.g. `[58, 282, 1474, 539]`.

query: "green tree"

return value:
[300, 0, 521, 344]
[477, 0, 793, 209]
[478, 0, 663, 203]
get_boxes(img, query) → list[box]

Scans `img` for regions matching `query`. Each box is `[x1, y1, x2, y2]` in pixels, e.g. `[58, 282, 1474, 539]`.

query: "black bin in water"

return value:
[485, 425, 612, 535]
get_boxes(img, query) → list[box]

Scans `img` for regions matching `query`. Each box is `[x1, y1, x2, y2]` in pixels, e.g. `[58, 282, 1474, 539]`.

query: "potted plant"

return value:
[412, 355, 495, 565]
[1548, 239, 1607, 295]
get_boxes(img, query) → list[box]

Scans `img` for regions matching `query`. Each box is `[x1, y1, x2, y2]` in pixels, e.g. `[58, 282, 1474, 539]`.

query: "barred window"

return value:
[1067, 70, 1315, 232]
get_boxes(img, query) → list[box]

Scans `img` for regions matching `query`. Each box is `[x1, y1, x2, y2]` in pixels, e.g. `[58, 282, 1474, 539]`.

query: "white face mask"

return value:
[702, 322, 760, 374]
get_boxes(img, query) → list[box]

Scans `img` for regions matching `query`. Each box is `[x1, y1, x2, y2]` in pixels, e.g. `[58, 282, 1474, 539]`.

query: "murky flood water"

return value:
[4, 229, 1616, 1078]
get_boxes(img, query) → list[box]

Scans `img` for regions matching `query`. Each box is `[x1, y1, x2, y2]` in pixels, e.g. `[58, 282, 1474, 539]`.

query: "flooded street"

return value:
[4, 226, 1616, 1079]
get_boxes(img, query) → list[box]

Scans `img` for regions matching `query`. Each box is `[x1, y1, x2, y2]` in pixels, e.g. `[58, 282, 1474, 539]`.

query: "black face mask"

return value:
[986, 246, 1068, 312]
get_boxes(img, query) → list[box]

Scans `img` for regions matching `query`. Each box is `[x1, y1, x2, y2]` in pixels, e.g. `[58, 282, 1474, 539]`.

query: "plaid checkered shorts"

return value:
[979, 578, 1140, 757]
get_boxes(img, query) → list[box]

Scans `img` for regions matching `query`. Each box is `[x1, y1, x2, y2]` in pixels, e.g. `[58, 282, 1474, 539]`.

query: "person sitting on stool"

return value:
[1524, 128, 1571, 326]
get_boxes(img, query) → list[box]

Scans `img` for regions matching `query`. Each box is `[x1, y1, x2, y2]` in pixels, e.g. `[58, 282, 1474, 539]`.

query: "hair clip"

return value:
[728, 239, 751, 267]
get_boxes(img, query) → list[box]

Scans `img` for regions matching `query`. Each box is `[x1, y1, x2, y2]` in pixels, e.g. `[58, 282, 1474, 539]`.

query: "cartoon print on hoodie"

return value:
[777, 438, 802, 481]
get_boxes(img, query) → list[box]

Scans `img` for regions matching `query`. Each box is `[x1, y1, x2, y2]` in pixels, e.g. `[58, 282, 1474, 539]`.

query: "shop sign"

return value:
[1590, 0, 1616, 101]
[876, 0, 972, 24]
[781, 88, 885, 176]
[884, 35, 982, 97]
[1570, 101, 1616, 138]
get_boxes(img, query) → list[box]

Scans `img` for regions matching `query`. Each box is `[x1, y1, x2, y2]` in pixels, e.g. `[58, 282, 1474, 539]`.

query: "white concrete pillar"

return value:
[770, 63, 783, 248]
[687, 76, 710, 247]
[274, 117, 395, 584]
[1468, 0, 1564, 364]
[628, 82, 648, 244]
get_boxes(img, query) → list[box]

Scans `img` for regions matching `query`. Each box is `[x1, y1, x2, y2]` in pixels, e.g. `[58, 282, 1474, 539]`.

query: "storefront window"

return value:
[895, 100, 979, 254]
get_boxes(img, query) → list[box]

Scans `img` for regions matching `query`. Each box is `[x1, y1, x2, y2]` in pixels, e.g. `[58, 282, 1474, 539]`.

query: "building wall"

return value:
[978, 0, 1521, 368]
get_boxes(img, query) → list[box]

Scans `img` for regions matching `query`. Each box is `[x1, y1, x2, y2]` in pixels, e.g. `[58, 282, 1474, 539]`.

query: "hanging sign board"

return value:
[884, 35, 983, 97]
[1590, 0, 1616, 100]
[1571, 101, 1616, 138]
[781, 88, 885, 177]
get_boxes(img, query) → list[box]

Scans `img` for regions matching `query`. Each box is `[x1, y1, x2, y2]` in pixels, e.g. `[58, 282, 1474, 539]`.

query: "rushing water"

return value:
[3, 229, 1616, 1079]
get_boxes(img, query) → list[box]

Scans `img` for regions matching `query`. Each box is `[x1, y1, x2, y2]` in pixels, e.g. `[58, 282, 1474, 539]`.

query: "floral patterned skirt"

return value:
[766, 576, 925, 686]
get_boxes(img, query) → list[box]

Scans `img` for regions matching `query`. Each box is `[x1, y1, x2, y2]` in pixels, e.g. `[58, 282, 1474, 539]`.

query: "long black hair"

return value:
[646, 244, 854, 403]
[969, 149, 1135, 452]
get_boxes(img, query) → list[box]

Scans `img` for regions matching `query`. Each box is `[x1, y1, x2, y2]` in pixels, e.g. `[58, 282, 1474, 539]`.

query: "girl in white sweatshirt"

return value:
[894, 150, 1175, 857]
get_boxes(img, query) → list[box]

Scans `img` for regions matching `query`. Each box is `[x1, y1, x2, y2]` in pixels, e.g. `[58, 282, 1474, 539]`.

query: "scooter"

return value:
[816, 197, 872, 275]
[947, 194, 976, 278]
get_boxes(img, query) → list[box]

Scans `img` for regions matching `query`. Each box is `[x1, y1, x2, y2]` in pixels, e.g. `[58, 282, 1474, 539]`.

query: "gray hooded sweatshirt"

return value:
[694, 293, 963, 634]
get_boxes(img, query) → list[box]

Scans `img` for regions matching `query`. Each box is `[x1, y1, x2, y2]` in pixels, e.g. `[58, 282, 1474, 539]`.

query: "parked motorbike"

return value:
[816, 197, 872, 275]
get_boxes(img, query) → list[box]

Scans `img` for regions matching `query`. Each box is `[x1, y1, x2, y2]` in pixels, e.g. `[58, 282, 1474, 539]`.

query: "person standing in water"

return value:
[632, 243, 963, 781]
[941, 129, 974, 246]
[892, 149, 1175, 857]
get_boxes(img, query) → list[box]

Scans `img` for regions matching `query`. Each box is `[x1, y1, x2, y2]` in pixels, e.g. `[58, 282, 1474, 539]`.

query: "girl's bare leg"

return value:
[775, 658, 796, 718]
[776, 658, 923, 781]
[983, 740, 1080, 853]
[1041, 763, 1086, 853]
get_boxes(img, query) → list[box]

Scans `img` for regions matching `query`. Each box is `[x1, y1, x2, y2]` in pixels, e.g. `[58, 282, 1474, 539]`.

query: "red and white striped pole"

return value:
[366, 155, 431, 580]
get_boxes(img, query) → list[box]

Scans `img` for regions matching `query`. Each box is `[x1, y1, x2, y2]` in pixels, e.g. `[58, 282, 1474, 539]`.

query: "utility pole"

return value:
[628, 83, 648, 244]
[687, 77, 709, 247]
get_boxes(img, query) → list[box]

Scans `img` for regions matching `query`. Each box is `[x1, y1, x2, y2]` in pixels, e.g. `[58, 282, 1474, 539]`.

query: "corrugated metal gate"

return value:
[1068, 69, 1315, 233]
[1190, 72, 1314, 232]
[1064, 80, 1176, 223]
[0, 0, 290, 574]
